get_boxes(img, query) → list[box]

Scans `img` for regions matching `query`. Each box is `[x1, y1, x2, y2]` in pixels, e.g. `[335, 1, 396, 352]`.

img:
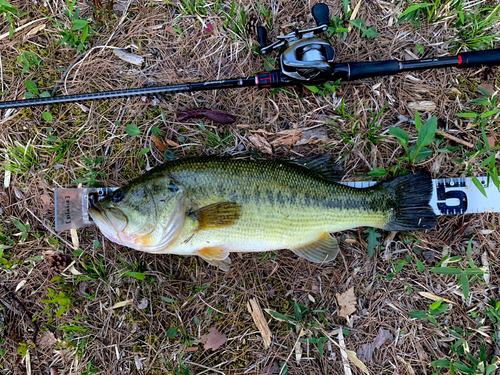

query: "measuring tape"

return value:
[55, 176, 499, 232]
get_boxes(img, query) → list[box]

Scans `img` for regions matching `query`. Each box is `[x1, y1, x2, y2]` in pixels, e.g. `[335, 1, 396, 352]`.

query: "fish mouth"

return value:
[89, 202, 130, 245]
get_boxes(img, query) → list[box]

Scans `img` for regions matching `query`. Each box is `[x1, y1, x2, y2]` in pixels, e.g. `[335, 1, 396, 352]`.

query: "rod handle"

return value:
[457, 49, 500, 68]
[257, 26, 267, 49]
[312, 3, 329, 30]
[346, 60, 400, 80]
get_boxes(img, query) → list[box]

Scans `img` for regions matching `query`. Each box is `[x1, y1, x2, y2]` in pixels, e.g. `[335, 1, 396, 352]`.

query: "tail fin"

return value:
[381, 172, 437, 231]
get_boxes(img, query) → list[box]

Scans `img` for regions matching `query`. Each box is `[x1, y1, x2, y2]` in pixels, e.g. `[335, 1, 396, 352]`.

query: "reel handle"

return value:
[257, 26, 268, 48]
[312, 3, 330, 30]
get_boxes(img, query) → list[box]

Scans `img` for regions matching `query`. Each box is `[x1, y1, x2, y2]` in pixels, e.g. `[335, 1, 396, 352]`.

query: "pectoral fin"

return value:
[292, 233, 339, 263]
[192, 202, 242, 230]
[196, 246, 231, 271]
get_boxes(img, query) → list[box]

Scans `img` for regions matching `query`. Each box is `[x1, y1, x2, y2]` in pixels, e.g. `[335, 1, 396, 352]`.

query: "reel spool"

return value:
[257, 3, 335, 81]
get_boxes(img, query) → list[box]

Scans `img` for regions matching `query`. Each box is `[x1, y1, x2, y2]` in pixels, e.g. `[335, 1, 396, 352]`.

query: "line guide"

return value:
[55, 176, 499, 232]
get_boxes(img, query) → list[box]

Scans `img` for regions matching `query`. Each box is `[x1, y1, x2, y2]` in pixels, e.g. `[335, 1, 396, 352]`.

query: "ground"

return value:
[0, 0, 499, 374]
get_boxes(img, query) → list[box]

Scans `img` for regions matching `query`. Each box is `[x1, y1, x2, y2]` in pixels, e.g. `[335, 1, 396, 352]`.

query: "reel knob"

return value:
[312, 3, 330, 30]
[257, 26, 268, 51]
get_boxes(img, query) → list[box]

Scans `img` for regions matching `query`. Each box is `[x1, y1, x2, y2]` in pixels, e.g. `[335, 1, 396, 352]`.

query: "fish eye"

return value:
[168, 181, 179, 193]
[112, 189, 124, 203]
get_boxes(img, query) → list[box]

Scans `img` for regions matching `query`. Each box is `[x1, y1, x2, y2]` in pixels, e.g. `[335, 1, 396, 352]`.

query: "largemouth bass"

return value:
[89, 156, 436, 270]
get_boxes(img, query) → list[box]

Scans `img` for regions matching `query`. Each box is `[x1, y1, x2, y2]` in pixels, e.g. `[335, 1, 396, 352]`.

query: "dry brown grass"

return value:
[1, 0, 499, 374]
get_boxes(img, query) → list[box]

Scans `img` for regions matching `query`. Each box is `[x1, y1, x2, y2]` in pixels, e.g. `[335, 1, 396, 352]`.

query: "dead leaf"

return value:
[137, 298, 148, 310]
[479, 83, 495, 97]
[336, 287, 357, 318]
[248, 134, 273, 154]
[40, 194, 51, 214]
[38, 331, 58, 347]
[357, 328, 393, 362]
[113, 49, 144, 66]
[200, 327, 227, 350]
[295, 126, 329, 145]
[487, 135, 496, 148]
[112, 299, 133, 309]
[165, 138, 180, 147]
[270, 128, 303, 147]
[372, 328, 393, 347]
[408, 101, 436, 112]
[151, 135, 167, 152]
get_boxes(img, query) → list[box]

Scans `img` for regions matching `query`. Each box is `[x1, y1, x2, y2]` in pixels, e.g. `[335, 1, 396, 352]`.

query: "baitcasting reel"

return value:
[257, 3, 335, 81]
[1, 3, 500, 110]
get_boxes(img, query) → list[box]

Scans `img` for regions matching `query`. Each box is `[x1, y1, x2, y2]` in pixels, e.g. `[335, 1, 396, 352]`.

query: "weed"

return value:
[47, 0, 95, 52]
[304, 80, 341, 97]
[364, 227, 382, 258]
[1, 141, 39, 175]
[409, 298, 451, 327]
[165, 0, 208, 17]
[0, 0, 21, 39]
[429, 237, 487, 300]
[23, 80, 51, 99]
[17, 52, 42, 74]
[11, 218, 30, 243]
[456, 88, 500, 196]
[389, 112, 438, 165]
[349, 18, 379, 38]
[73, 157, 107, 187]
[451, 3, 500, 51]
[197, 122, 234, 151]
[266, 301, 331, 358]
[41, 281, 74, 322]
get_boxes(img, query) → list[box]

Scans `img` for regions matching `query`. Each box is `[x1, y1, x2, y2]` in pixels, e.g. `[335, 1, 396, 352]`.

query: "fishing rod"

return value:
[1, 3, 500, 110]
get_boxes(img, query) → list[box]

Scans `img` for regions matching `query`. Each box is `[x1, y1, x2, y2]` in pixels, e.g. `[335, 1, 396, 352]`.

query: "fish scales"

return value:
[157, 158, 390, 250]
[89, 157, 437, 270]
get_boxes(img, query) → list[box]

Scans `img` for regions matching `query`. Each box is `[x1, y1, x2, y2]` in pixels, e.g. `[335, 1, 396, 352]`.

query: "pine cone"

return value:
[246, 12, 259, 38]
[49, 253, 70, 271]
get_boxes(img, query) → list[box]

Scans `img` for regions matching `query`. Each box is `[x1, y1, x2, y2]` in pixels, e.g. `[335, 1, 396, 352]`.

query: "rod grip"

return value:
[458, 49, 500, 68]
[346, 60, 400, 80]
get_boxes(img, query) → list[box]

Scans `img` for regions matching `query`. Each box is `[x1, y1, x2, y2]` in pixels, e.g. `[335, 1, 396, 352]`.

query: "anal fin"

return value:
[292, 233, 339, 263]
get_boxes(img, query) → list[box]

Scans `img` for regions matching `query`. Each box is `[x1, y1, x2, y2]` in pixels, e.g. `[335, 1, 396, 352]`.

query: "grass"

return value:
[0, 0, 499, 374]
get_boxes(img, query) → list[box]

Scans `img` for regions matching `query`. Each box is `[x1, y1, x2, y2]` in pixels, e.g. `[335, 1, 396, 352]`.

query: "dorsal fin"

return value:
[291, 154, 344, 182]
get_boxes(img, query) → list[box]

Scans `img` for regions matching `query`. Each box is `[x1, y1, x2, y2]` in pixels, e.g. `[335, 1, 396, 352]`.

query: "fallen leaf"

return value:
[270, 128, 303, 147]
[137, 298, 148, 310]
[200, 327, 227, 350]
[478, 83, 495, 97]
[38, 331, 58, 347]
[357, 328, 393, 362]
[418, 292, 454, 304]
[204, 22, 214, 34]
[408, 101, 436, 112]
[248, 134, 273, 154]
[113, 49, 144, 66]
[336, 287, 357, 318]
[372, 328, 393, 347]
[151, 135, 167, 152]
[40, 194, 51, 214]
[112, 299, 133, 309]
[295, 126, 329, 145]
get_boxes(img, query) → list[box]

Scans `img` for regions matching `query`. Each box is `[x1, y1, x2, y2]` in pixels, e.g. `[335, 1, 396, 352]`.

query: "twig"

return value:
[436, 129, 474, 148]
